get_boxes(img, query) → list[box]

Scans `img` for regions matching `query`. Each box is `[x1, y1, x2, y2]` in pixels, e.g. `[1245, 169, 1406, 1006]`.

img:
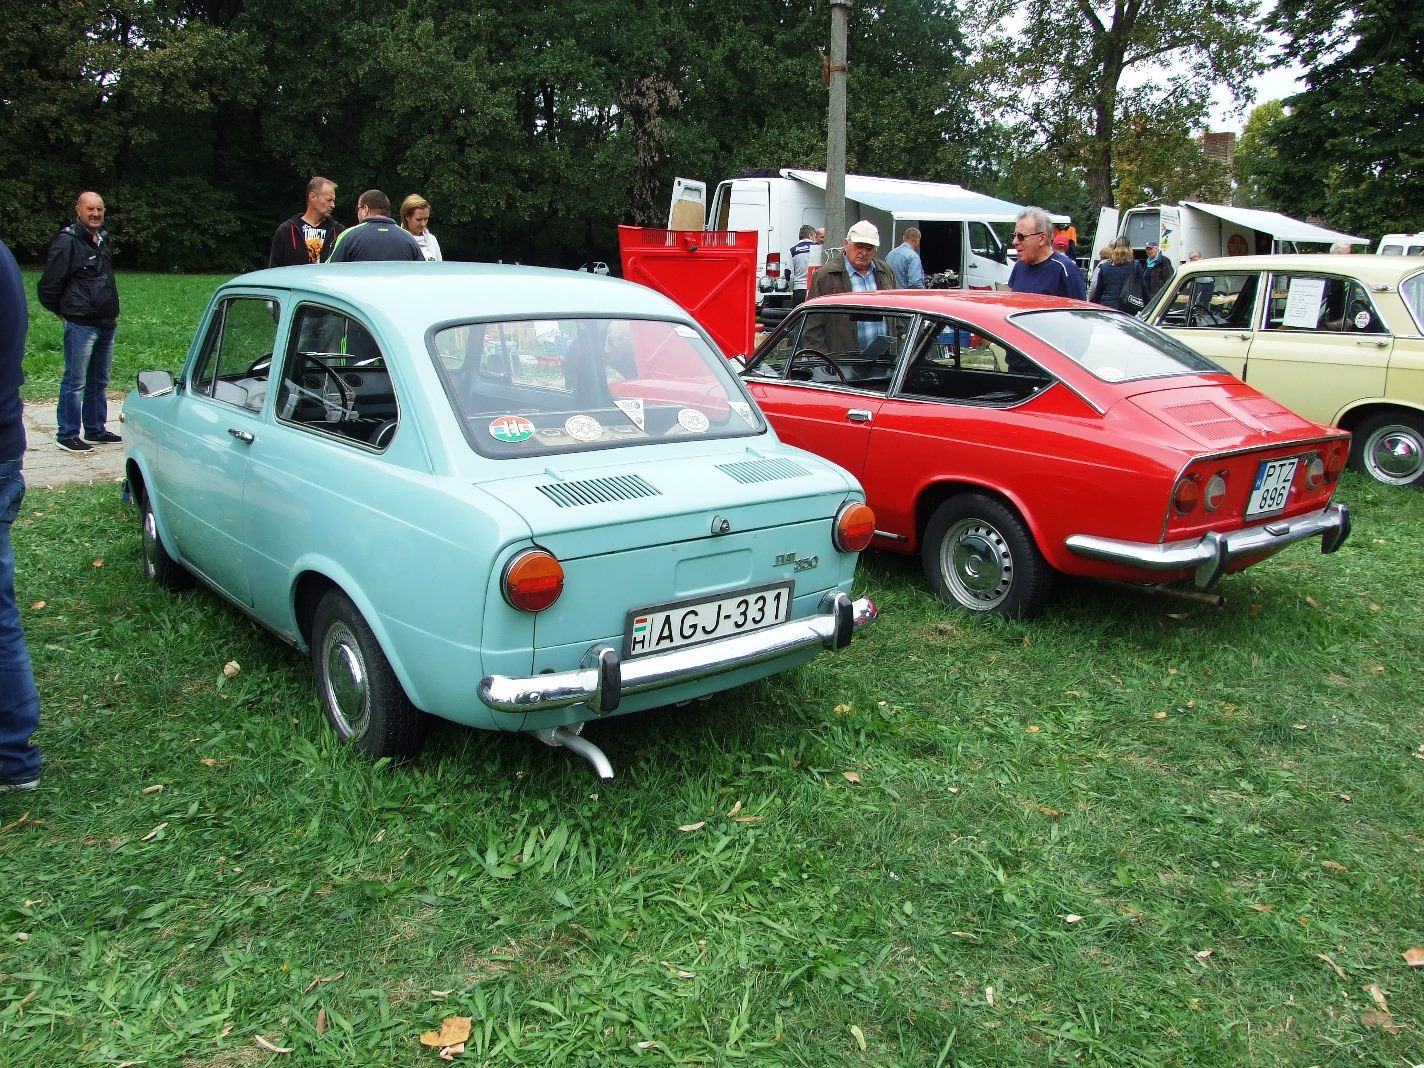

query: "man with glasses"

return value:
[807, 220, 896, 354]
[1008, 206, 1085, 300]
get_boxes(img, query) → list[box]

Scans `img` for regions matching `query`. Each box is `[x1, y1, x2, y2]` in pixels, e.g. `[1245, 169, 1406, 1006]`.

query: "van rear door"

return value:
[668, 179, 707, 230]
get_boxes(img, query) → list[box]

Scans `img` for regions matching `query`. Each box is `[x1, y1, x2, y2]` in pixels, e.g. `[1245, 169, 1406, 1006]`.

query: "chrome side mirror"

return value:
[136, 370, 176, 398]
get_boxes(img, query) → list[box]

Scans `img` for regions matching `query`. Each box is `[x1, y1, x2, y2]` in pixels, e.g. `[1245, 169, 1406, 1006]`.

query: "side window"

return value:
[967, 222, 1006, 264]
[277, 305, 400, 449]
[900, 319, 1050, 405]
[190, 297, 279, 411]
[748, 310, 911, 392]
[1154, 272, 1258, 329]
[1264, 274, 1372, 332]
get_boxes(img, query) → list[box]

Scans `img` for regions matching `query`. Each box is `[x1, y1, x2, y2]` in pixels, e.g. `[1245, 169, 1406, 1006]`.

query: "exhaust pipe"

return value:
[1099, 580, 1225, 608]
[535, 725, 615, 780]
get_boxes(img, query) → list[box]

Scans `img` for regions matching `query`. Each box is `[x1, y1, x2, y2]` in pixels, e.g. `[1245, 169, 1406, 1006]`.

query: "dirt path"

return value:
[21, 396, 127, 490]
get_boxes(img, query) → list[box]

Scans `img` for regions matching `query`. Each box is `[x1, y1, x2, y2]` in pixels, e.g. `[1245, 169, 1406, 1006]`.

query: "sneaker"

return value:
[0, 776, 39, 792]
[56, 436, 93, 453]
[85, 430, 123, 445]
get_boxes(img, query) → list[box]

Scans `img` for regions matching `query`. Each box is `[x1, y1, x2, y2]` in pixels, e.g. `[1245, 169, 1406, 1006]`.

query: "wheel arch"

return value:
[912, 478, 1055, 562]
[1335, 399, 1424, 435]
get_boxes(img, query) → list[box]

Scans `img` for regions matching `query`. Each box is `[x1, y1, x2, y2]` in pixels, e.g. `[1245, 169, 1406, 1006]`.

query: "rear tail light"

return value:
[1171, 473, 1201, 517]
[834, 502, 876, 553]
[1203, 471, 1227, 512]
[1325, 445, 1345, 483]
[1303, 452, 1325, 491]
[503, 548, 564, 612]
[763, 252, 781, 281]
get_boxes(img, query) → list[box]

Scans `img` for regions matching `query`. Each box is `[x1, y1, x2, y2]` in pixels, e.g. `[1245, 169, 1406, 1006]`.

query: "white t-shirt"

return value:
[412, 230, 442, 262]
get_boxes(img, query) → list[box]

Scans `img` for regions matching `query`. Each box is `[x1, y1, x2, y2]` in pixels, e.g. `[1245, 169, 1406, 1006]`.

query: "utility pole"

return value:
[825, 0, 851, 254]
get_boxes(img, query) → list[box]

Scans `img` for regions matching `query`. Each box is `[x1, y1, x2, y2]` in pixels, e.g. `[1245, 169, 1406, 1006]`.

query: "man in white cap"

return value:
[806, 220, 896, 353]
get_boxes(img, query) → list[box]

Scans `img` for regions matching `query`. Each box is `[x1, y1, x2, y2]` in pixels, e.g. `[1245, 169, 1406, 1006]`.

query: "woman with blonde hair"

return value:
[400, 194, 442, 261]
[1088, 237, 1144, 311]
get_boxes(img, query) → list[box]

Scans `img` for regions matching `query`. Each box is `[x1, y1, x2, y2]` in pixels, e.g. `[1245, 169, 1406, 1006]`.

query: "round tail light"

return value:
[1325, 446, 1346, 482]
[503, 549, 564, 612]
[1303, 452, 1325, 491]
[1171, 474, 1201, 517]
[1203, 472, 1228, 512]
[834, 502, 876, 553]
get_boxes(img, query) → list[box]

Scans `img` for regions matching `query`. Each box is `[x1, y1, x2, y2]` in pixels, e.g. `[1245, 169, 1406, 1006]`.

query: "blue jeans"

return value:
[0, 461, 41, 784]
[58, 320, 116, 439]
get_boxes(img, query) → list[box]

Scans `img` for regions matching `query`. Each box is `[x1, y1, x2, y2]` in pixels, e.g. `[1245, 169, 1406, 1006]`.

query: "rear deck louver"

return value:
[716, 457, 812, 484]
[1162, 400, 1245, 442]
[536, 474, 661, 507]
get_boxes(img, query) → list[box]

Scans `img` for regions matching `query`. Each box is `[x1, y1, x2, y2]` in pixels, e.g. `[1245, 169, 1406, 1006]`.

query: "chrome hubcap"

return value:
[944, 519, 1012, 609]
[141, 507, 159, 579]
[1366, 425, 1424, 485]
[321, 622, 368, 739]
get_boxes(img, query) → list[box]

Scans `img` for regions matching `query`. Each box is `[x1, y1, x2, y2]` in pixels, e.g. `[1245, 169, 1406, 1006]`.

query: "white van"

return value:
[670, 169, 1052, 321]
[1094, 202, 1367, 265]
[1377, 233, 1424, 256]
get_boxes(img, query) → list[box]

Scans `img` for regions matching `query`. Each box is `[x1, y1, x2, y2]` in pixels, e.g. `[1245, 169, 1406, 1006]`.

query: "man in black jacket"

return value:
[37, 192, 121, 452]
[268, 177, 344, 267]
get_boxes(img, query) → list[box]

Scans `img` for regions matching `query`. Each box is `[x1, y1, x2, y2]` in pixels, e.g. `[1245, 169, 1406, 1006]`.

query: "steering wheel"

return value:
[290, 354, 356, 419]
[1185, 303, 1217, 327]
[246, 355, 273, 375]
[788, 347, 850, 385]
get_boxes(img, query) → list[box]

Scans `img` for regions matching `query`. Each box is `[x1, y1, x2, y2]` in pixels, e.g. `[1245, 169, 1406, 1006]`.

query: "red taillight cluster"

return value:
[503, 548, 564, 612]
[1171, 473, 1201, 517]
[834, 502, 876, 553]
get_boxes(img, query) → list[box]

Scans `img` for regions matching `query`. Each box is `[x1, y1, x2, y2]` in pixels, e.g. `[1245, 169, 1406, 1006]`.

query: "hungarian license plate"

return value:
[1245, 456, 1298, 517]
[626, 582, 794, 658]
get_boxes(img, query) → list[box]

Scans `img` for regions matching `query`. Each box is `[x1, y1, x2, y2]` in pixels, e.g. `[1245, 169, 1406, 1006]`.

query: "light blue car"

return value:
[123, 263, 877, 777]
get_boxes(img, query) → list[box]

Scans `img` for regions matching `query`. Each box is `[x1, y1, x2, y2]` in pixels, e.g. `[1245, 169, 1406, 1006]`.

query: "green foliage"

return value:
[1259, 0, 1424, 239]
[1232, 100, 1288, 209]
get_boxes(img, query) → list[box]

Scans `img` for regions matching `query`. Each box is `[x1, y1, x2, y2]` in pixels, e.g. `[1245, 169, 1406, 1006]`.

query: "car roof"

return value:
[232, 262, 692, 323]
[804, 288, 1084, 329]
[1171, 253, 1424, 284]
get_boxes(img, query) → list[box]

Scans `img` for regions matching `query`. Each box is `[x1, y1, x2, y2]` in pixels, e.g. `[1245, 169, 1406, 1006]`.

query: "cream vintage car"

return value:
[1145, 254, 1424, 486]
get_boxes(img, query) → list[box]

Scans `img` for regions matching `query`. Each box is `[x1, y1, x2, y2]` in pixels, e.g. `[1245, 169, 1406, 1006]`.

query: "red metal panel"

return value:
[618, 227, 757, 358]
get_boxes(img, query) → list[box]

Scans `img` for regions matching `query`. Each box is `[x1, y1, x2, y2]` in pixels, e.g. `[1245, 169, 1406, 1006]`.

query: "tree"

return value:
[965, 0, 1266, 213]
[1232, 100, 1288, 209]
[1261, 0, 1424, 238]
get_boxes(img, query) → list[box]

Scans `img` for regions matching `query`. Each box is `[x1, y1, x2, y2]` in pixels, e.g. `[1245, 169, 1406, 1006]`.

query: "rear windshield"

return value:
[429, 317, 765, 457]
[1011, 307, 1224, 382]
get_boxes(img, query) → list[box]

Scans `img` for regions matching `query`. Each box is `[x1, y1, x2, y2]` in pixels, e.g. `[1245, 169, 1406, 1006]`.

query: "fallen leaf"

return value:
[1402, 947, 1424, 967]
[1369, 603, 1381, 612]
[223, 660, 241, 679]
[1167, 667, 1179, 675]
[1166, 611, 1190, 620]
[438, 1041, 466, 1060]
[30, 600, 44, 610]
[1366, 984, 1390, 1011]
[141, 784, 164, 795]
[732, 815, 762, 823]
[420, 1016, 473, 1048]
[1317, 953, 1346, 979]
[1361, 985, 1399, 1033]
[984, 986, 996, 1006]
[635, 1041, 662, 1051]
[1194, 949, 1213, 964]
[1320, 860, 1348, 872]
[950, 931, 976, 939]
[849, 1024, 867, 1050]
[140, 822, 168, 842]
[726, 800, 742, 817]
[92, 558, 103, 568]
[842, 771, 861, 784]
[15, 932, 28, 942]
[677, 821, 706, 832]
[1153, 711, 1168, 720]
[1292, 723, 1308, 730]
[199, 758, 220, 767]
[303, 972, 345, 993]
[1064, 914, 1083, 924]
[1247, 903, 1275, 913]
[1025, 725, 1041, 733]
[660, 960, 694, 979]
[253, 1035, 293, 1053]
[833, 703, 852, 715]
[315, 1007, 328, 1034]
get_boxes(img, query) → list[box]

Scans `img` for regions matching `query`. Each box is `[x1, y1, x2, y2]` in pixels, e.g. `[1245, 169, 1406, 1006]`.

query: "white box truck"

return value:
[669, 169, 1059, 323]
[1093, 202, 1367, 266]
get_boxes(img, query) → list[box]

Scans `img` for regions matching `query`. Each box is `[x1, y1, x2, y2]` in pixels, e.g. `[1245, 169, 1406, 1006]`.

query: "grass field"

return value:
[5, 273, 1424, 1065]
[4, 474, 1422, 1066]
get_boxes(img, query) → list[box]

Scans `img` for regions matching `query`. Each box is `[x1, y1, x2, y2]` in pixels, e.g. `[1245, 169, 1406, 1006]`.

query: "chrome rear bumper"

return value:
[1066, 503, 1350, 589]
[479, 592, 877, 716]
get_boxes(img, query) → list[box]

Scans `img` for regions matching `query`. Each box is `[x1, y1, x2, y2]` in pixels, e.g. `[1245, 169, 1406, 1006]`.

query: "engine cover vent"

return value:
[716, 457, 812, 484]
[536, 474, 661, 508]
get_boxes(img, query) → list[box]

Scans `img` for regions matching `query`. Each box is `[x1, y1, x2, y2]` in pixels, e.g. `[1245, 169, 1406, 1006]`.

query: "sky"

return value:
[1207, 60, 1305, 133]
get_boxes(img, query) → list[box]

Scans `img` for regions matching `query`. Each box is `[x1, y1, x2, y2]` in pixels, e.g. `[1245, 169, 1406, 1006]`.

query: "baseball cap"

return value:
[845, 220, 880, 247]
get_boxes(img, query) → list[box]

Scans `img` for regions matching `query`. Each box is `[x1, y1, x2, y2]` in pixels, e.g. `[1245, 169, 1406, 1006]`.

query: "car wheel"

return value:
[922, 494, 1052, 619]
[1351, 411, 1424, 487]
[311, 589, 428, 758]
[139, 492, 193, 591]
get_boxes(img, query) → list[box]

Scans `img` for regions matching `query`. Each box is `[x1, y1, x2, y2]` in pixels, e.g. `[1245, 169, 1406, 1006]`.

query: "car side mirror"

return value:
[137, 370, 176, 397]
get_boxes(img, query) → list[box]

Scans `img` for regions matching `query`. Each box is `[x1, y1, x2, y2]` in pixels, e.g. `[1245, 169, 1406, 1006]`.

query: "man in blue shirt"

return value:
[1008, 207, 1085, 300]
[886, 227, 925, 288]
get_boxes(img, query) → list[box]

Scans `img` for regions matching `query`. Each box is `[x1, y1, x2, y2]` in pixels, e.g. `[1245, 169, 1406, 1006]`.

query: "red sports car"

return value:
[742, 290, 1352, 618]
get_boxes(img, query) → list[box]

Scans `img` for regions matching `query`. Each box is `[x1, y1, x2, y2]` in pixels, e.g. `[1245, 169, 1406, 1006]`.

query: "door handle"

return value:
[228, 428, 254, 443]
[1355, 339, 1388, 348]
[846, 409, 872, 423]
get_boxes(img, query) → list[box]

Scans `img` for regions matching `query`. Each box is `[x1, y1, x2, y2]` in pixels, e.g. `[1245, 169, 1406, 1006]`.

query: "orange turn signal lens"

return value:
[503, 549, 564, 612]
[834, 502, 876, 553]
[1171, 474, 1201, 517]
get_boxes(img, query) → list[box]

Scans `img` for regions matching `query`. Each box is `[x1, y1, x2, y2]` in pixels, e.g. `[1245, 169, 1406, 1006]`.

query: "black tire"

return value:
[311, 589, 428, 758]
[921, 494, 1052, 619]
[139, 491, 193, 591]
[1349, 411, 1424, 488]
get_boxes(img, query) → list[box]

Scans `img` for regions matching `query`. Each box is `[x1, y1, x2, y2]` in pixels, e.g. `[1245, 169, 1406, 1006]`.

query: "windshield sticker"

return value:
[1354, 309, 1372, 330]
[1282, 278, 1327, 329]
[729, 401, 755, 425]
[489, 415, 535, 443]
[678, 408, 710, 434]
[1096, 366, 1125, 382]
[674, 324, 701, 339]
[565, 414, 604, 442]
[615, 397, 646, 430]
